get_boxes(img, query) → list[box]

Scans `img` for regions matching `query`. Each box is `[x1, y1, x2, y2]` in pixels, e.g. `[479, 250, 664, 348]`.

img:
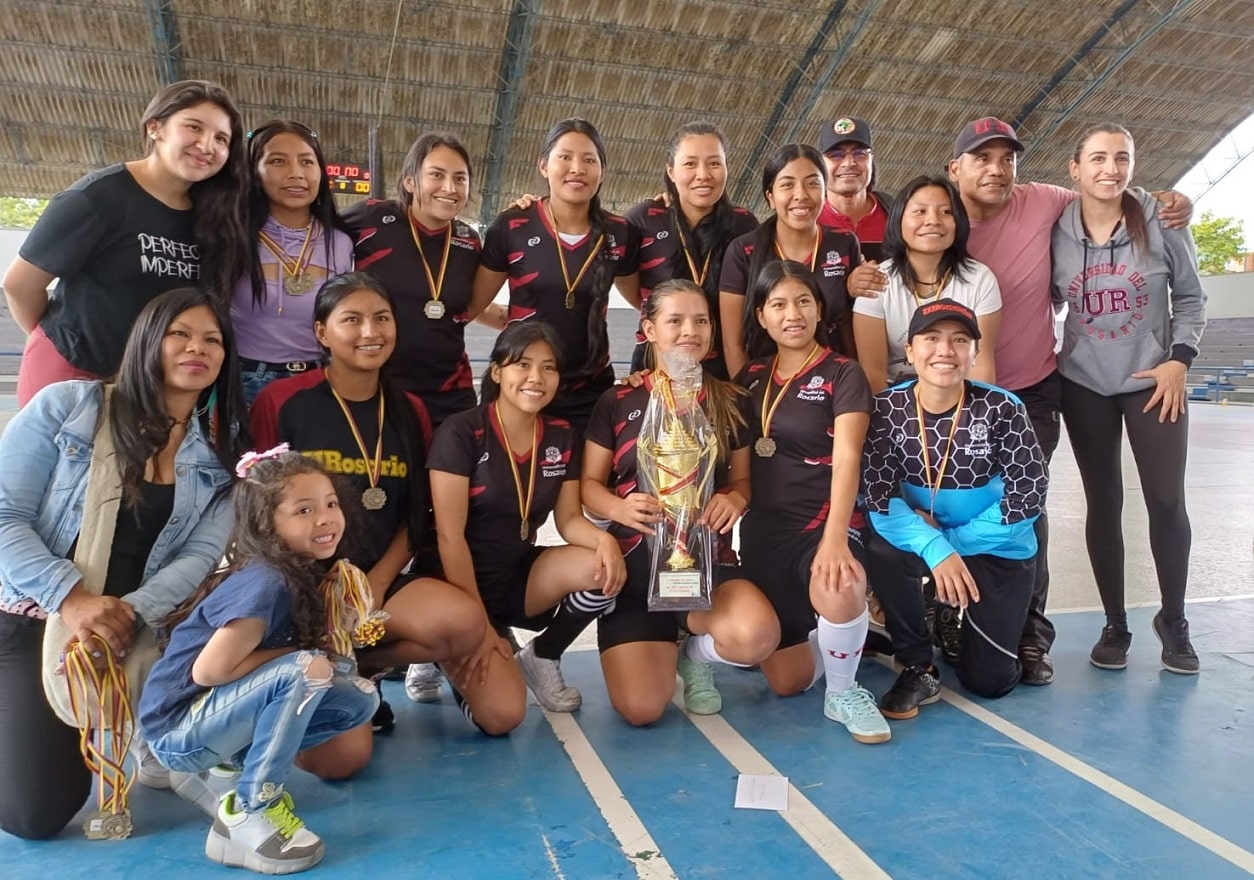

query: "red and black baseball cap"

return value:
[817, 117, 873, 154]
[951, 116, 1024, 158]
[907, 299, 981, 341]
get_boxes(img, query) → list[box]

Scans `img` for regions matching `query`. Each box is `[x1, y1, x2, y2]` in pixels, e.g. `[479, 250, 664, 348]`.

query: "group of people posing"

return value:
[0, 79, 1206, 874]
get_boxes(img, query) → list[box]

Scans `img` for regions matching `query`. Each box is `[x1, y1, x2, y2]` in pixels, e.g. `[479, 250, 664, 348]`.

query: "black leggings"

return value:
[1060, 378, 1191, 625]
[0, 613, 92, 839]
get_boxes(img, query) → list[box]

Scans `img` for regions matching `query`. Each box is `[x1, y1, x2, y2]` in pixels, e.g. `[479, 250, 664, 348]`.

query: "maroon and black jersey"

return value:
[427, 405, 580, 584]
[584, 376, 744, 563]
[343, 200, 481, 426]
[480, 199, 640, 401]
[736, 349, 872, 536]
[626, 199, 759, 375]
[719, 227, 862, 354]
[251, 369, 433, 569]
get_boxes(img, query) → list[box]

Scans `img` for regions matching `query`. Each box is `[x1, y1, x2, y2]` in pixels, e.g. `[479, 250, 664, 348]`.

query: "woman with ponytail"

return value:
[473, 118, 641, 435]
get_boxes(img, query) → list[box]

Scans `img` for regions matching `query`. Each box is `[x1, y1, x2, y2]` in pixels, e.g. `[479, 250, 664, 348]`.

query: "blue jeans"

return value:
[148, 654, 378, 811]
[240, 365, 291, 409]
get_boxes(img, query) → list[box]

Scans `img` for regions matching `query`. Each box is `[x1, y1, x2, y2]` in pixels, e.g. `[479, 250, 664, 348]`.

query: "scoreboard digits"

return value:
[326, 163, 371, 195]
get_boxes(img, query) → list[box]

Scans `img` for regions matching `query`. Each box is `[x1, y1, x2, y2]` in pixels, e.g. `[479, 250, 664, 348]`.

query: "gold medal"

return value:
[411, 214, 454, 321]
[327, 380, 388, 511]
[756, 343, 824, 461]
[423, 300, 446, 320]
[754, 437, 777, 458]
[83, 808, 133, 840]
[545, 199, 604, 310]
[362, 486, 388, 510]
[285, 271, 314, 295]
[520, 520, 530, 542]
[493, 403, 539, 545]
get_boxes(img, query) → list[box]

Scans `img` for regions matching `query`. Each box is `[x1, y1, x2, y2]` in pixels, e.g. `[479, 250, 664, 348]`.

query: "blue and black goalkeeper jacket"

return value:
[862, 379, 1046, 568]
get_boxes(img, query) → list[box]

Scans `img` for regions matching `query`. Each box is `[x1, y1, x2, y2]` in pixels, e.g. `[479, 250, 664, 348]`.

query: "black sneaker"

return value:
[878, 665, 941, 720]
[371, 700, 395, 735]
[1018, 645, 1054, 686]
[1152, 612, 1200, 675]
[935, 605, 962, 666]
[1089, 625, 1132, 670]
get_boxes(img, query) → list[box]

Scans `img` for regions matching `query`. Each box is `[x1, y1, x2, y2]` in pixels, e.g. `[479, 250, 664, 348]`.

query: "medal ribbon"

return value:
[546, 200, 604, 308]
[64, 636, 136, 829]
[674, 221, 712, 287]
[492, 403, 539, 539]
[772, 229, 822, 271]
[911, 267, 953, 307]
[410, 215, 452, 307]
[328, 384, 386, 490]
[258, 221, 316, 282]
[915, 383, 965, 517]
[759, 343, 825, 442]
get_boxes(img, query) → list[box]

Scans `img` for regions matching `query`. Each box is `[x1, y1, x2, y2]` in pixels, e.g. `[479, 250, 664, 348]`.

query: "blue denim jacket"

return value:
[0, 381, 233, 624]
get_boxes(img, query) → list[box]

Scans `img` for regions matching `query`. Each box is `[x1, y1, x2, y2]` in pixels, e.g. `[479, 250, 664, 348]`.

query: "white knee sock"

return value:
[685, 632, 750, 667]
[817, 611, 868, 694]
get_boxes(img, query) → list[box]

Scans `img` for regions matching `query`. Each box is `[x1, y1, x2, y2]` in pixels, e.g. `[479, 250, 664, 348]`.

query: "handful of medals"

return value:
[323, 559, 390, 657]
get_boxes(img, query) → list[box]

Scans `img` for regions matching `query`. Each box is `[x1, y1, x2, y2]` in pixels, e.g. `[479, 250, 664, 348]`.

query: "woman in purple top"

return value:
[230, 121, 354, 406]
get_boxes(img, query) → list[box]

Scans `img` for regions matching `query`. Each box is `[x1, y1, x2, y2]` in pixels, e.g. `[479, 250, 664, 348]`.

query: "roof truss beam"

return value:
[480, 0, 542, 224]
[143, 0, 185, 85]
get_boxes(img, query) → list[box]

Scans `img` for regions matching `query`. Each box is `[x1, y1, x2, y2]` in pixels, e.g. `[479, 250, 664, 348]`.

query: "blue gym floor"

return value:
[5, 598, 1252, 879]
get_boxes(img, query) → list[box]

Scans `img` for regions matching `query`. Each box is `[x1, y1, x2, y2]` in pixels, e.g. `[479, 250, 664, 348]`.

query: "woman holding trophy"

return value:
[581, 280, 779, 726]
[736, 261, 891, 743]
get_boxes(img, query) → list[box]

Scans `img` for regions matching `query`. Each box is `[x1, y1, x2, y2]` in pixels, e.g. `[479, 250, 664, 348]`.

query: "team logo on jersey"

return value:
[891, 429, 906, 446]
[748, 379, 761, 391]
[833, 118, 857, 135]
[963, 418, 991, 457]
[527, 236, 541, 247]
[655, 230, 669, 240]
[797, 375, 832, 402]
[607, 234, 617, 248]
[382, 214, 397, 224]
[826, 250, 840, 266]
[541, 445, 570, 478]
[479, 451, 490, 464]
[628, 408, 642, 421]
[545, 445, 562, 464]
[970, 421, 989, 441]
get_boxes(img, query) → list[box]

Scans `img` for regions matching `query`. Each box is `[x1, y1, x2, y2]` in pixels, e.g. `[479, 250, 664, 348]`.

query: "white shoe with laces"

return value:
[404, 662, 443, 703]
[206, 791, 324, 874]
[516, 642, 581, 712]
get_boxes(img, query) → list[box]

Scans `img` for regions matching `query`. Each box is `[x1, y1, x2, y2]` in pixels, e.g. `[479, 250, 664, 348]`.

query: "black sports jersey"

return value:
[626, 199, 759, 375]
[343, 200, 481, 425]
[251, 369, 433, 569]
[737, 348, 872, 535]
[584, 377, 743, 563]
[480, 199, 640, 400]
[427, 405, 580, 584]
[862, 379, 1046, 569]
[719, 227, 862, 355]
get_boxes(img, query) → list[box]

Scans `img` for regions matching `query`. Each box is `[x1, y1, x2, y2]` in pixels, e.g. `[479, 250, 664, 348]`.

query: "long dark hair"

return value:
[663, 122, 741, 306]
[160, 452, 335, 651]
[244, 120, 349, 309]
[539, 118, 616, 375]
[313, 272, 430, 556]
[742, 260, 828, 360]
[742, 144, 828, 312]
[110, 287, 249, 507]
[1072, 123, 1148, 255]
[641, 279, 746, 462]
[882, 175, 973, 291]
[479, 321, 564, 404]
[139, 80, 250, 304]
[396, 132, 473, 215]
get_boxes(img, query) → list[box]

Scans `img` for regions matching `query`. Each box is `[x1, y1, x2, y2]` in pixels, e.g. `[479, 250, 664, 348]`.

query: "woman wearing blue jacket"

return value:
[0, 288, 246, 839]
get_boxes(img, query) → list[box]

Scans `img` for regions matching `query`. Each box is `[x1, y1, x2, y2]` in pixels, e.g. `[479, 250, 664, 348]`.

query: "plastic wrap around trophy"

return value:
[636, 356, 719, 611]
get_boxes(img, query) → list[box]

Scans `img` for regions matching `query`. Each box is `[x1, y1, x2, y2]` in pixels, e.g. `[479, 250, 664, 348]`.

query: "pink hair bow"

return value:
[235, 443, 292, 478]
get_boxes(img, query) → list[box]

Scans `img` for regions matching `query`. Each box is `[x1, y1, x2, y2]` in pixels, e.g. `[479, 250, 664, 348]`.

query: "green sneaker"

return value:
[677, 644, 722, 715]
[824, 684, 892, 744]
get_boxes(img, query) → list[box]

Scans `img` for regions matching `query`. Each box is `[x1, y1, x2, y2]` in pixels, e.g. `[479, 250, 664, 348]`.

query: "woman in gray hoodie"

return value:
[1051, 124, 1206, 675]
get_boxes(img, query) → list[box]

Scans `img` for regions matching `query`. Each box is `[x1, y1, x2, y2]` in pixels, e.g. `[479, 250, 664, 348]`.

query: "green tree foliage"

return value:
[1191, 211, 1246, 275]
[0, 196, 48, 229]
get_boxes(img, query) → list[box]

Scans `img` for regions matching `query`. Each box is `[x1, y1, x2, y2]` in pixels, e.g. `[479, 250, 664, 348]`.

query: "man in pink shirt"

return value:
[946, 117, 1190, 685]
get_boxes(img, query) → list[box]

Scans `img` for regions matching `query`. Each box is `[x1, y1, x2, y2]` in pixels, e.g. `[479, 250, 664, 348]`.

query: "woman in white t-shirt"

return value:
[852, 176, 1001, 392]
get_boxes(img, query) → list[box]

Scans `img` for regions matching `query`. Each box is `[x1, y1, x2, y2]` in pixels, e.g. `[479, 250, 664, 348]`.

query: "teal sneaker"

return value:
[824, 684, 892, 743]
[677, 644, 722, 715]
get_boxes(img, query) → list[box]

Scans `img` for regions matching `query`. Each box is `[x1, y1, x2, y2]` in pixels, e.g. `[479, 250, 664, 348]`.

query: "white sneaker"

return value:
[171, 765, 242, 817]
[206, 791, 324, 874]
[515, 642, 581, 712]
[132, 738, 171, 789]
[404, 662, 443, 703]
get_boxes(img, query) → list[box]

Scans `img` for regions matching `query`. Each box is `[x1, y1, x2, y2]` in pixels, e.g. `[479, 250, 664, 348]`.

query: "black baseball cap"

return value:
[817, 117, 873, 154]
[951, 116, 1024, 158]
[907, 299, 982, 341]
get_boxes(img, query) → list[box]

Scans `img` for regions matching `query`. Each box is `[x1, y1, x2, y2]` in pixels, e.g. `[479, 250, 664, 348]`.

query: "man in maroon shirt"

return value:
[815, 116, 893, 264]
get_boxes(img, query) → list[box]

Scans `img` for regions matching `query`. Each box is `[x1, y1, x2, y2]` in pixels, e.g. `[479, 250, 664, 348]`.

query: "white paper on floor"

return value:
[734, 774, 789, 811]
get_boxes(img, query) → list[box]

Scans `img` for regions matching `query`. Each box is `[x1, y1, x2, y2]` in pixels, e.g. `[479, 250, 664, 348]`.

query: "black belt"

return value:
[239, 357, 319, 374]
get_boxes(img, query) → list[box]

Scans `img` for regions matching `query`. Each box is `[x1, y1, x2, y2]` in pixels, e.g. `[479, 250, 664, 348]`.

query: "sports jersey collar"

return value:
[487, 402, 544, 463]
[537, 197, 592, 251]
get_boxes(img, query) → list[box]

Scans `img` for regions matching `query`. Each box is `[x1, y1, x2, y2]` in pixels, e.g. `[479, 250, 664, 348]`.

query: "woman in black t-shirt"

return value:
[736, 261, 890, 744]
[428, 322, 626, 732]
[719, 144, 863, 377]
[5, 80, 250, 406]
[252, 273, 485, 773]
[474, 118, 641, 435]
[582, 280, 779, 726]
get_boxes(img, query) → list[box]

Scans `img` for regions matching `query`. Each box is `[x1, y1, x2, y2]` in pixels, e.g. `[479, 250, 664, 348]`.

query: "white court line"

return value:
[873, 658, 1254, 874]
[1050, 593, 1254, 615]
[673, 695, 893, 880]
[543, 710, 678, 880]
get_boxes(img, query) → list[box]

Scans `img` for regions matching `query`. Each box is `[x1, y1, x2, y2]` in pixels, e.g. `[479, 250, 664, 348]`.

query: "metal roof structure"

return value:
[3, 0, 1253, 220]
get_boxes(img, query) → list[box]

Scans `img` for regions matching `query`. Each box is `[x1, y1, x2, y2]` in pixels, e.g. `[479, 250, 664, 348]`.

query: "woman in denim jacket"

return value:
[0, 288, 248, 839]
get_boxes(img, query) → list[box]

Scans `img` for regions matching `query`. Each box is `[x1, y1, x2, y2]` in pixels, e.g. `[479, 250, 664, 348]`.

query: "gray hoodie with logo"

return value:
[1050, 189, 1206, 397]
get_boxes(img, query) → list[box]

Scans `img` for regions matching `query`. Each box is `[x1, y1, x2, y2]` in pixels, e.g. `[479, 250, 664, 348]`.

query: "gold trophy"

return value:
[637, 360, 718, 611]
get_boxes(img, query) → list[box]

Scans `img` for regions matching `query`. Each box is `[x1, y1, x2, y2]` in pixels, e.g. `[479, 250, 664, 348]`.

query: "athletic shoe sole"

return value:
[205, 831, 324, 875]
[879, 692, 941, 720]
[1088, 657, 1128, 670]
[1152, 624, 1200, 675]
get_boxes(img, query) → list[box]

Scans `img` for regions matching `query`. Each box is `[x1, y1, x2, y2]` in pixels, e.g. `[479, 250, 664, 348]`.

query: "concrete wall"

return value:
[1200, 272, 1254, 319]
